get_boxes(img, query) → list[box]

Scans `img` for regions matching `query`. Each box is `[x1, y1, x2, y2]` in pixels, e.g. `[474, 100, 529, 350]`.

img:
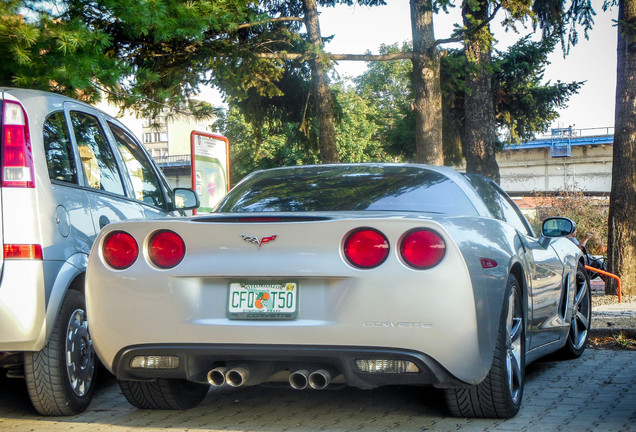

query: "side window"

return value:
[108, 123, 166, 208]
[464, 174, 533, 236]
[43, 112, 77, 183]
[70, 111, 125, 196]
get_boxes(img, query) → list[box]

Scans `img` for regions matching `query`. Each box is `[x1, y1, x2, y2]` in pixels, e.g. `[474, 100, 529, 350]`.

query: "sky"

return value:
[316, 1, 619, 134]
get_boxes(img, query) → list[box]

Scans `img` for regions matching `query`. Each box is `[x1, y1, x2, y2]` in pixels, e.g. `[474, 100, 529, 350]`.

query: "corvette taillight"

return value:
[103, 231, 138, 270]
[400, 229, 446, 269]
[343, 228, 389, 269]
[149, 230, 185, 269]
[1, 100, 35, 188]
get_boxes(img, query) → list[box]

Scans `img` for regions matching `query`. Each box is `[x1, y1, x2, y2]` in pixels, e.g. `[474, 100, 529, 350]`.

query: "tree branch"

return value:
[433, 36, 463, 47]
[236, 17, 304, 30]
[254, 52, 413, 61]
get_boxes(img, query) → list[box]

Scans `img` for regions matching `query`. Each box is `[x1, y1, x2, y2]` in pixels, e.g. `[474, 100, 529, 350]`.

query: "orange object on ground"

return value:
[585, 266, 622, 303]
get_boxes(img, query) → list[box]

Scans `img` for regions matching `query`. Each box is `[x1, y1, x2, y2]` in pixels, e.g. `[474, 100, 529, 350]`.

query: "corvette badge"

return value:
[241, 234, 278, 248]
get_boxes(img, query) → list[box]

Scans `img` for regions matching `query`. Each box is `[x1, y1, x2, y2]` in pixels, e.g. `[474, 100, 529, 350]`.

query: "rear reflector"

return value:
[103, 231, 138, 270]
[2, 101, 35, 188]
[355, 359, 419, 374]
[130, 355, 180, 369]
[400, 229, 446, 269]
[343, 228, 389, 269]
[149, 230, 185, 269]
[4, 244, 42, 260]
[480, 258, 498, 269]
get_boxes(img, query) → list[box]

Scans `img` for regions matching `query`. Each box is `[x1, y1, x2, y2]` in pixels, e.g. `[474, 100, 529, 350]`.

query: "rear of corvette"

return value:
[86, 213, 502, 390]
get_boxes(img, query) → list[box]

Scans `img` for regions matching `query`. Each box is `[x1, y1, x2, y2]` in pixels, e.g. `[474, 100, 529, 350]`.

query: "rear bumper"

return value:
[112, 343, 469, 389]
[0, 261, 46, 351]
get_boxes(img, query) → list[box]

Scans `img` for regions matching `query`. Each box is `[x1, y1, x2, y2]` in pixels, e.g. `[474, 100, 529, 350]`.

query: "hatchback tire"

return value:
[24, 289, 96, 416]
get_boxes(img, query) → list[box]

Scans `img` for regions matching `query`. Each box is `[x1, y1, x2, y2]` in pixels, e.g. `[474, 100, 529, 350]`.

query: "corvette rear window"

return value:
[217, 165, 479, 216]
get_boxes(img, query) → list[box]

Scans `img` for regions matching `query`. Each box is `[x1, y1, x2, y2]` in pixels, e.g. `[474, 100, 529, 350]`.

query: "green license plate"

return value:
[227, 282, 298, 319]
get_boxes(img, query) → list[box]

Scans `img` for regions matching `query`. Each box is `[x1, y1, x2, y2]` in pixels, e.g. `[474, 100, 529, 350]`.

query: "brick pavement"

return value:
[0, 349, 634, 431]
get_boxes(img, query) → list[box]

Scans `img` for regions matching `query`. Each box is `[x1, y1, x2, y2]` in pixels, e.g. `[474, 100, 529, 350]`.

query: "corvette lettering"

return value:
[363, 321, 433, 328]
[241, 234, 278, 248]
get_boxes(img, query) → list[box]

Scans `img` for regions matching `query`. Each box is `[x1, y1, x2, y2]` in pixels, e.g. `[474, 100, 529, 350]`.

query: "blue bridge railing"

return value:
[505, 126, 614, 155]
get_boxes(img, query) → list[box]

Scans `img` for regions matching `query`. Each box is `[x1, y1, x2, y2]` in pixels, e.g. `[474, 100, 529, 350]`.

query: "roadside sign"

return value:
[190, 131, 230, 213]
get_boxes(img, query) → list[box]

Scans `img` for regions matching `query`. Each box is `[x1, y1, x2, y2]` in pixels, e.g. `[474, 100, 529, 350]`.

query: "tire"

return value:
[445, 273, 525, 418]
[558, 262, 591, 359]
[24, 289, 96, 416]
[119, 379, 209, 410]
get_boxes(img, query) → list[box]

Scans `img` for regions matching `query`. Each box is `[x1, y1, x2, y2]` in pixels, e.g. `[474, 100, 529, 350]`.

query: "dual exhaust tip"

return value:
[207, 366, 333, 390]
[207, 366, 248, 388]
[289, 369, 332, 390]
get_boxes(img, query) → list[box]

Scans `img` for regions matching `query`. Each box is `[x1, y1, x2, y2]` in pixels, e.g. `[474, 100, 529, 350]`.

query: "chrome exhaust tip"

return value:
[289, 369, 310, 390]
[226, 366, 250, 387]
[207, 367, 227, 387]
[308, 369, 332, 390]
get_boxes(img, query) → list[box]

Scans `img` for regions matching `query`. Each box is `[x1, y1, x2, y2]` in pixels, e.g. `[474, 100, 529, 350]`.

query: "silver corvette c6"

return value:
[86, 164, 591, 418]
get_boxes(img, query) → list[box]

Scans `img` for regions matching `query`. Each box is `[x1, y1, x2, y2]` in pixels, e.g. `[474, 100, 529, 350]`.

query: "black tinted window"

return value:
[43, 112, 77, 183]
[70, 111, 125, 196]
[217, 165, 478, 215]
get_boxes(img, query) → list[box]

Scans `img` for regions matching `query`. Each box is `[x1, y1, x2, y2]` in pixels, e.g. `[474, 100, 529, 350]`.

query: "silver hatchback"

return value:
[0, 88, 197, 415]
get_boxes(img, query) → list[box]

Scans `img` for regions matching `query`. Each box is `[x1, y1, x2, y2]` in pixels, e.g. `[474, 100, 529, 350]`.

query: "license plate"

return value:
[228, 282, 298, 320]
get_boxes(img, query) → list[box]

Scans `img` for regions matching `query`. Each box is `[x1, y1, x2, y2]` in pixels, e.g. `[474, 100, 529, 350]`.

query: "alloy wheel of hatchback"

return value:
[65, 308, 94, 397]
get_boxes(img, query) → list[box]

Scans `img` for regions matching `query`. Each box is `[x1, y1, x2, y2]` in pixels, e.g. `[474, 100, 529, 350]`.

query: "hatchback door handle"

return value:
[99, 215, 110, 229]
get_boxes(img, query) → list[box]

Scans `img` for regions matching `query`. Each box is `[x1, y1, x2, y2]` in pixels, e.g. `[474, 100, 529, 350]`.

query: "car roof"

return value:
[1, 87, 112, 119]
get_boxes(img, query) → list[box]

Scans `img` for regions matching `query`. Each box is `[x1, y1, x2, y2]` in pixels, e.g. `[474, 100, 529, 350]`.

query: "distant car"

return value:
[86, 164, 591, 418]
[0, 88, 198, 415]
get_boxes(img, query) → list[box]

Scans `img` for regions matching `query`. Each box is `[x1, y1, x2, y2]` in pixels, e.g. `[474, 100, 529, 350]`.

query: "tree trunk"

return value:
[302, 0, 340, 164]
[409, 0, 443, 165]
[461, 1, 500, 183]
[607, 0, 636, 296]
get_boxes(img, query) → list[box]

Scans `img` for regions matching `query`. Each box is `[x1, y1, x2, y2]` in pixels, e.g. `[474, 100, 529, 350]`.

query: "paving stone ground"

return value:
[0, 348, 634, 432]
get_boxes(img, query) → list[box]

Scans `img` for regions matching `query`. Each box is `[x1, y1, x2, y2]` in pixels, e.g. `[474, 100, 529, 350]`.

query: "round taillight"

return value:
[344, 228, 389, 269]
[400, 229, 446, 269]
[149, 230, 185, 269]
[103, 231, 138, 270]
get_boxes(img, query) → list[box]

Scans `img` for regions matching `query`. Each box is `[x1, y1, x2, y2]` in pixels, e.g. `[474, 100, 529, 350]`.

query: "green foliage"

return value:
[533, 0, 596, 54]
[441, 36, 582, 146]
[331, 83, 387, 162]
[532, 187, 609, 255]
[0, 1, 126, 102]
[215, 105, 319, 184]
[216, 80, 390, 183]
[493, 36, 582, 142]
[353, 43, 416, 160]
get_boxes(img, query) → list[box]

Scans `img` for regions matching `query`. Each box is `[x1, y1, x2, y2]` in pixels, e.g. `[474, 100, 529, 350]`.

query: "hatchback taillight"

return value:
[1, 101, 34, 188]
[149, 230, 185, 269]
[343, 228, 389, 269]
[4, 244, 42, 260]
[103, 231, 138, 270]
[400, 229, 446, 269]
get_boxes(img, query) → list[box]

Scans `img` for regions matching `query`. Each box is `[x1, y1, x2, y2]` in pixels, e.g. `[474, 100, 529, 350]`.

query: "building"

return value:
[95, 99, 215, 188]
[455, 127, 614, 195]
